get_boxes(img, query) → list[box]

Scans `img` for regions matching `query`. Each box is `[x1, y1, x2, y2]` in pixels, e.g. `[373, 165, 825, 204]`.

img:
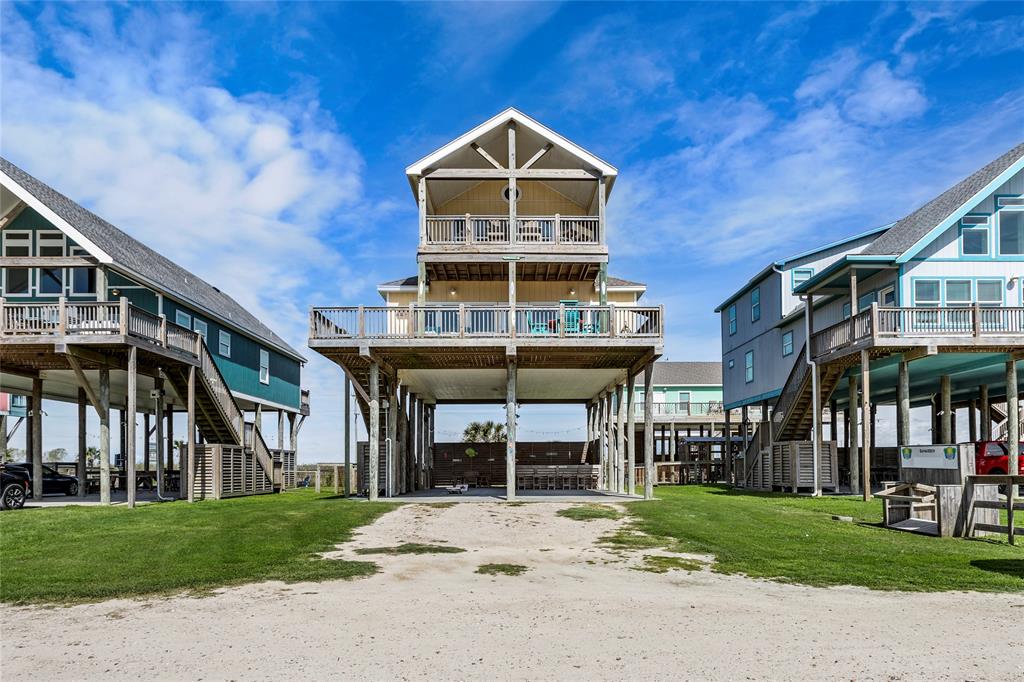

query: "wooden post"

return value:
[643, 362, 655, 500]
[968, 399, 977, 443]
[315, 465, 322, 493]
[387, 376, 398, 497]
[596, 391, 607, 489]
[508, 122, 517, 246]
[187, 365, 196, 503]
[143, 412, 151, 472]
[616, 382, 626, 493]
[506, 360, 517, 501]
[1008, 358, 1020, 545]
[897, 360, 910, 447]
[418, 177, 427, 245]
[397, 385, 408, 494]
[627, 377, 637, 494]
[334, 465, 340, 495]
[368, 362, 380, 502]
[829, 399, 838, 444]
[77, 388, 87, 498]
[127, 346, 137, 508]
[99, 369, 111, 504]
[724, 407, 732, 485]
[860, 350, 872, 502]
[166, 403, 174, 473]
[154, 378, 164, 497]
[508, 260, 517, 337]
[414, 396, 423, 490]
[343, 375, 351, 496]
[598, 176, 607, 245]
[940, 375, 952, 443]
[980, 384, 991, 441]
[669, 421, 676, 462]
[31, 377, 42, 503]
[605, 391, 615, 491]
[848, 374, 860, 495]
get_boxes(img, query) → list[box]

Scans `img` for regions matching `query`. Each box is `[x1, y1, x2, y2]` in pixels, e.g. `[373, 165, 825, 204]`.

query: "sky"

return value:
[2, 1, 1023, 459]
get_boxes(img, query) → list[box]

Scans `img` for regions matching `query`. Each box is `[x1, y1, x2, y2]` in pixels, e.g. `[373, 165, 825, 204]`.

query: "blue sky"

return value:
[2, 2, 1023, 456]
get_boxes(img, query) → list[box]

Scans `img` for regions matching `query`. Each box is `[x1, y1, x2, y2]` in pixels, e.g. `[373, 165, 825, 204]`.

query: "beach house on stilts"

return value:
[309, 109, 665, 500]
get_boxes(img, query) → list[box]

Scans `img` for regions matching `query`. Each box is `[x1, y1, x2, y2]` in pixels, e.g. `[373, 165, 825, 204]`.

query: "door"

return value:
[879, 285, 896, 307]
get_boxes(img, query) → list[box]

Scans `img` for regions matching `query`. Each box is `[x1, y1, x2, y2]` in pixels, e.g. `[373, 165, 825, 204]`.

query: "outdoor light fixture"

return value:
[569, 287, 576, 296]
[449, 287, 457, 296]
[111, 288, 121, 298]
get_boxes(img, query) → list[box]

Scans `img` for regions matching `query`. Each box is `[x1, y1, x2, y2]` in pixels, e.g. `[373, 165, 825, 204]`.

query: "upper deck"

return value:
[409, 109, 615, 265]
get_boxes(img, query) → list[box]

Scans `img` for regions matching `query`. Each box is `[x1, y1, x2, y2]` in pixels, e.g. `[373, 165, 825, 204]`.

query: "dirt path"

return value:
[3, 501, 1022, 680]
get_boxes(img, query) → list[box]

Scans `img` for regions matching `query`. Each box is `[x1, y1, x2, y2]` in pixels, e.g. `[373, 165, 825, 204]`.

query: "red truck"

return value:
[973, 441, 1024, 477]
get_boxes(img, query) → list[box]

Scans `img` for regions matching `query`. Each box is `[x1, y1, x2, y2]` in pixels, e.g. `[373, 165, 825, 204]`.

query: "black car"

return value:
[1, 465, 30, 510]
[10, 462, 80, 497]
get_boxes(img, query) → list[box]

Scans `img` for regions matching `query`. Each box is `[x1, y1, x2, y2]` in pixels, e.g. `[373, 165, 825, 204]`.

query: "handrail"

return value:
[194, 337, 244, 444]
[811, 304, 1024, 358]
[1, 298, 201, 356]
[248, 421, 276, 487]
[309, 304, 664, 341]
[634, 401, 724, 417]
[422, 214, 601, 246]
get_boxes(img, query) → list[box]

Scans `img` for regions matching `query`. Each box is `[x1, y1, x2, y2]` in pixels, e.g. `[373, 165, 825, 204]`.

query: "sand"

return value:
[3, 501, 1022, 681]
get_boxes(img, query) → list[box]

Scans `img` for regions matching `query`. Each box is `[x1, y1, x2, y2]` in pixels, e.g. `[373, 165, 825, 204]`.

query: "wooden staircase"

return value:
[741, 344, 851, 485]
[164, 339, 276, 495]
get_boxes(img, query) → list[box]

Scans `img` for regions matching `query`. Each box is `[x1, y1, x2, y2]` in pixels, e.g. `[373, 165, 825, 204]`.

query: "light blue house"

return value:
[717, 143, 1024, 494]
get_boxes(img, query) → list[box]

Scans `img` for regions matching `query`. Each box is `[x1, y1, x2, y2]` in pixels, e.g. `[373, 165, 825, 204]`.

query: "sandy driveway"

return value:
[3, 501, 1022, 681]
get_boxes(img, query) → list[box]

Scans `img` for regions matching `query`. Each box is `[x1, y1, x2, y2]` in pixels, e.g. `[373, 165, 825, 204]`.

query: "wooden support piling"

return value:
[506, 360, 517, 501]
[643, 362, 654, 500]
[99, 369, 111, 504]
[127, 346, 137, 508]
[368, 362, 380, 502]
[77, 388, 87, 498]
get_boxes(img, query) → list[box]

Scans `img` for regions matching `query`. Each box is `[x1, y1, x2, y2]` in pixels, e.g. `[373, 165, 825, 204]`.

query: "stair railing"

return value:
[194, 336, 244, 444]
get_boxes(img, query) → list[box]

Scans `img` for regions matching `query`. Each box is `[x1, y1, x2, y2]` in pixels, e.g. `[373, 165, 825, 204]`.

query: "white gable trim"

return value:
[896, 155, 1024, 263]
[405, 108, 618, 178]
[0, 169, 114, 264]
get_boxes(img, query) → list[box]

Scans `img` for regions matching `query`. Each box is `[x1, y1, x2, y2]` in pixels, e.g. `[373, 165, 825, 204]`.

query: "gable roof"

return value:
[862, 142, 1024, 259]
[405, 108, 618, 192]
[0, 157, 304, 363]
[645, 361, 722, 387]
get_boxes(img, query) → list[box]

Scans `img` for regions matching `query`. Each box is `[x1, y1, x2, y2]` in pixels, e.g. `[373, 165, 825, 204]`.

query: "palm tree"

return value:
[462, 420, 507, 443]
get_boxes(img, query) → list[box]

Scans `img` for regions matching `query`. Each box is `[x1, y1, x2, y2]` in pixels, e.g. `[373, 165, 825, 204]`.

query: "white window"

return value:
[945, 279, 972, 306]
[175, 310, 192, 327]
[842, 302, 851, 320]
[727, 359, 735, 369]
[727, 304, 737, 335]
[792, 268, 814, 290]
[751, 288, 761, 322]
[69, 247, 96, 294]
[997, 196, 1024, 207]
[998, 210, 1024, 255]
[2, 231, 31, 295]
[913, 280, 941, 307]
[193, 319, 208, 341]
[976, 280, 1003, 306]
[961, 225, 989, 256]
[744, 350, 754, 384]
[259, 349, 270, 384]
[782, 330, 794, 356]
[218, 330, 231, 357]
[858, 291, 875, 311]
[37, 231, 65, 294]
[879, 285, 896, 307]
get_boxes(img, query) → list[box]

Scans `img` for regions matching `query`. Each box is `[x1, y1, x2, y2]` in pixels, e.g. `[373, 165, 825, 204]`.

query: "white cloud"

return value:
[0, 4, 374, 460]
[796, 48, 863, 101]
[842, 61, 928, 126]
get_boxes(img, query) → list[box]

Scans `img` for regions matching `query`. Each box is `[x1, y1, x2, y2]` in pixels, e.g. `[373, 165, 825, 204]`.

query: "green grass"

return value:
[623, 485, 1024, 592]
[557, 504, 621, 522]
[354, 543, 465, 555]
[0, 490, 397, 604]
[476, 563, 529, 576]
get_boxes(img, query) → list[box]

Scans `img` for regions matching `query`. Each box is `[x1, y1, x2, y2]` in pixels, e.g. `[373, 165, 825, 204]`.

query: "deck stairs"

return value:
[740, 344, 854, 487]
[164, 339, 276, 493]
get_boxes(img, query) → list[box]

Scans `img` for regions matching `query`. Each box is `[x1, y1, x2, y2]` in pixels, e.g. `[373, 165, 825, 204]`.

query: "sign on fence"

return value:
[899, 444, 959, 470]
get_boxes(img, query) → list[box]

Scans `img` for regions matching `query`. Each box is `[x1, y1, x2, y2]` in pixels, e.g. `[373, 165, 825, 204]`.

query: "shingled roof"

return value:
[862, 142, 1024, 257]
[0, 157, 304, 362]
[649, 361, 722, 386]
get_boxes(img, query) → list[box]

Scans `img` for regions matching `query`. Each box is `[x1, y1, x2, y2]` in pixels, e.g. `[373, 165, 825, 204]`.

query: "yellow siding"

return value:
[385, 281, 638, 305]
[436, 180, 589, 216]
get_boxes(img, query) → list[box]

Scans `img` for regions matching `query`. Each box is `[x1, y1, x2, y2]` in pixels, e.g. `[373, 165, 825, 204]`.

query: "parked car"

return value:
[973, 441, 1024, 495]
[8, 462, 80, 497]
[1, 465, 31, 510]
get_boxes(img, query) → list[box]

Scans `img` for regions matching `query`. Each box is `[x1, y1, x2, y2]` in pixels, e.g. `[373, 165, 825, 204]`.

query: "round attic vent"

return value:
[501, 184, 522, 203]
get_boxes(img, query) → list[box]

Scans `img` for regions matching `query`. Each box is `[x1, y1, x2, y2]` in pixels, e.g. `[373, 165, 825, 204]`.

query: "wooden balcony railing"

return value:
[423, 214, 600, 246]
[309, 304, 664, 341]
[634, 402, 724, 418]
[0, 298, 201, 357]
[811, 303, 1024, 358]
